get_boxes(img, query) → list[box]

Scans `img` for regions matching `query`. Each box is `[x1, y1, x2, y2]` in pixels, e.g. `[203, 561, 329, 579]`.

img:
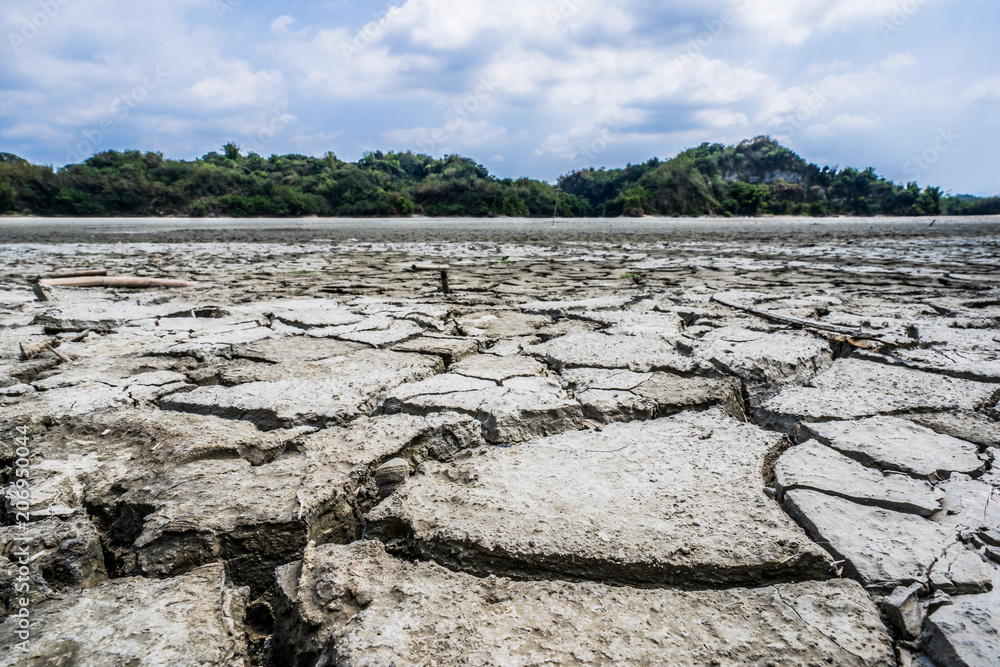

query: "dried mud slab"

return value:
[1, 410, 298, 521]
[367, 409, 834, 587]
[123, 413, 482, 591]
[259, 299, 363, 330]
[783, 490, 992, 594]
[184, 337, 371, 386]
[519, 294, 634, 316]
[904, 410, 1000, 450]
[691, 328, 834, 404]
[926, 565, 1000, 667]
[0, 563, 248, 667]
[528, 331, 711, 374]
[934, 474, 1000, 532]
[450, 353, 548, 383]
[566, 307, 687, 338]
[562, 368, 746, 422]
[757, 358, 1000, 432]
[455, 310, 552, 339]
[3, 410, 484, 594]
[774, 441, 942, 516]
[273, 540, 895, 667]
[126, 455, 354, 592]
[379, 372, 584, 443]
[0, 514, 107, 618]
[800, 416, 986, 480]
[160, 349, 443, 430]
[1, 363, 194, 423]
[867, 320, 1000, 383]
[391, 335, 479, 363]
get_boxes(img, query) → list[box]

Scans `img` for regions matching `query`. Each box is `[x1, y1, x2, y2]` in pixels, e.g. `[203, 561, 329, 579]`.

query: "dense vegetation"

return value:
[558, 137, 1000, 218]
[1, 137, 996, 218]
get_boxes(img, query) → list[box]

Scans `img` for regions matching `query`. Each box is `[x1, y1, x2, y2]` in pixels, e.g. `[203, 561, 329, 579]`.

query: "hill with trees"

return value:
[1, 137, 996, 218]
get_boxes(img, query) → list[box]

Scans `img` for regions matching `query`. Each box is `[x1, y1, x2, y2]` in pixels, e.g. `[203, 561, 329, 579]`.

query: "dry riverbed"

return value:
[2, 217, 999, 666]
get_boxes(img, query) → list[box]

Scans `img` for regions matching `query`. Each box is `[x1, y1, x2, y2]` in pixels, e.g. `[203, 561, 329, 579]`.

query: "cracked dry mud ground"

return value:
[2, 218, 999, 666]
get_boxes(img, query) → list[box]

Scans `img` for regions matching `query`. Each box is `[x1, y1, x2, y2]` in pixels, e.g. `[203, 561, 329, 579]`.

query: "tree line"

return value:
[1, 137, 996, 218]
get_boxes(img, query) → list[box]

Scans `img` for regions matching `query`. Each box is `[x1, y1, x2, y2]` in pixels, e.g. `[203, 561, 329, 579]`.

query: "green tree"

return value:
[0, 178, 14, 212]
[920, 186, 942, 216]
[223, 142, 241, 161]
[614, 185, 650, 217]
[727, 182, 767, 216]
[394, 196, 415, 215]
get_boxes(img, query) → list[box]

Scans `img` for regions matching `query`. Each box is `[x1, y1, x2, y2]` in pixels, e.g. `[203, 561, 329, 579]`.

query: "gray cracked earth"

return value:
[1, 216, 1000, 667]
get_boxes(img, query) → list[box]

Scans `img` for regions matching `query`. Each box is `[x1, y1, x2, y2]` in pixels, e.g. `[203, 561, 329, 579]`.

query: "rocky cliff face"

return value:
[723, 168, 805, 184]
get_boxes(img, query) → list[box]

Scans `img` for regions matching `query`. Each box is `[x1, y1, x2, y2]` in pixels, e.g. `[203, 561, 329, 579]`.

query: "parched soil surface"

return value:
[2, 217, 999, 666]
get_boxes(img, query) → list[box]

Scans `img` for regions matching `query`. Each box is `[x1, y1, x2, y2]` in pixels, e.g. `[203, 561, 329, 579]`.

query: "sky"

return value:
[1, 0, 998, 195]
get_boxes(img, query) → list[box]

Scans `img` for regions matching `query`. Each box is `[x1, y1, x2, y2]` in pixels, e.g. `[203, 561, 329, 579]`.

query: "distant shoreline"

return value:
[3, 215, 999, 246]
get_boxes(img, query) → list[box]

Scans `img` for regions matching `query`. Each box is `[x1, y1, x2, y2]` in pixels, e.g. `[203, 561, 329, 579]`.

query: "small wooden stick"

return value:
[19, 341, 54, 361]
[37, 269, 108, 280]
[31, 282, 49, 302]
[39, 276, 197, 288]
[46, 344, 72, 363]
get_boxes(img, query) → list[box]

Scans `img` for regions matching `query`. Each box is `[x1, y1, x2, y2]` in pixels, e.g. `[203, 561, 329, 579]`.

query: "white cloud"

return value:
[270, 15, 296, 34]
[383, 120, 509, 154]
[535, 111, 643, 160]
[755, 55, 917, 132]
[964, 76, 1000, 102]
[285, 130, 342, 156]
[808, 113, 882, 136]
[390, 0, 635, 50]
[694, 109, 749, 128]
[0, 123, 68, 141]
[881, 52, 918, 73]
[737, 0, 923, 45]
[186, 63, 286, 109]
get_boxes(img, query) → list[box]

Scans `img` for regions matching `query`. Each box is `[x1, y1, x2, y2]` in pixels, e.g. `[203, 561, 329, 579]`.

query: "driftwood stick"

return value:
[19, 340, 59, 361]
[37, 269, 108, 280]
[46, 344, 72, 363]
[39, 276, 197, 288]
[31, 282, 49, 302]
[711, 294, 874, 339]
